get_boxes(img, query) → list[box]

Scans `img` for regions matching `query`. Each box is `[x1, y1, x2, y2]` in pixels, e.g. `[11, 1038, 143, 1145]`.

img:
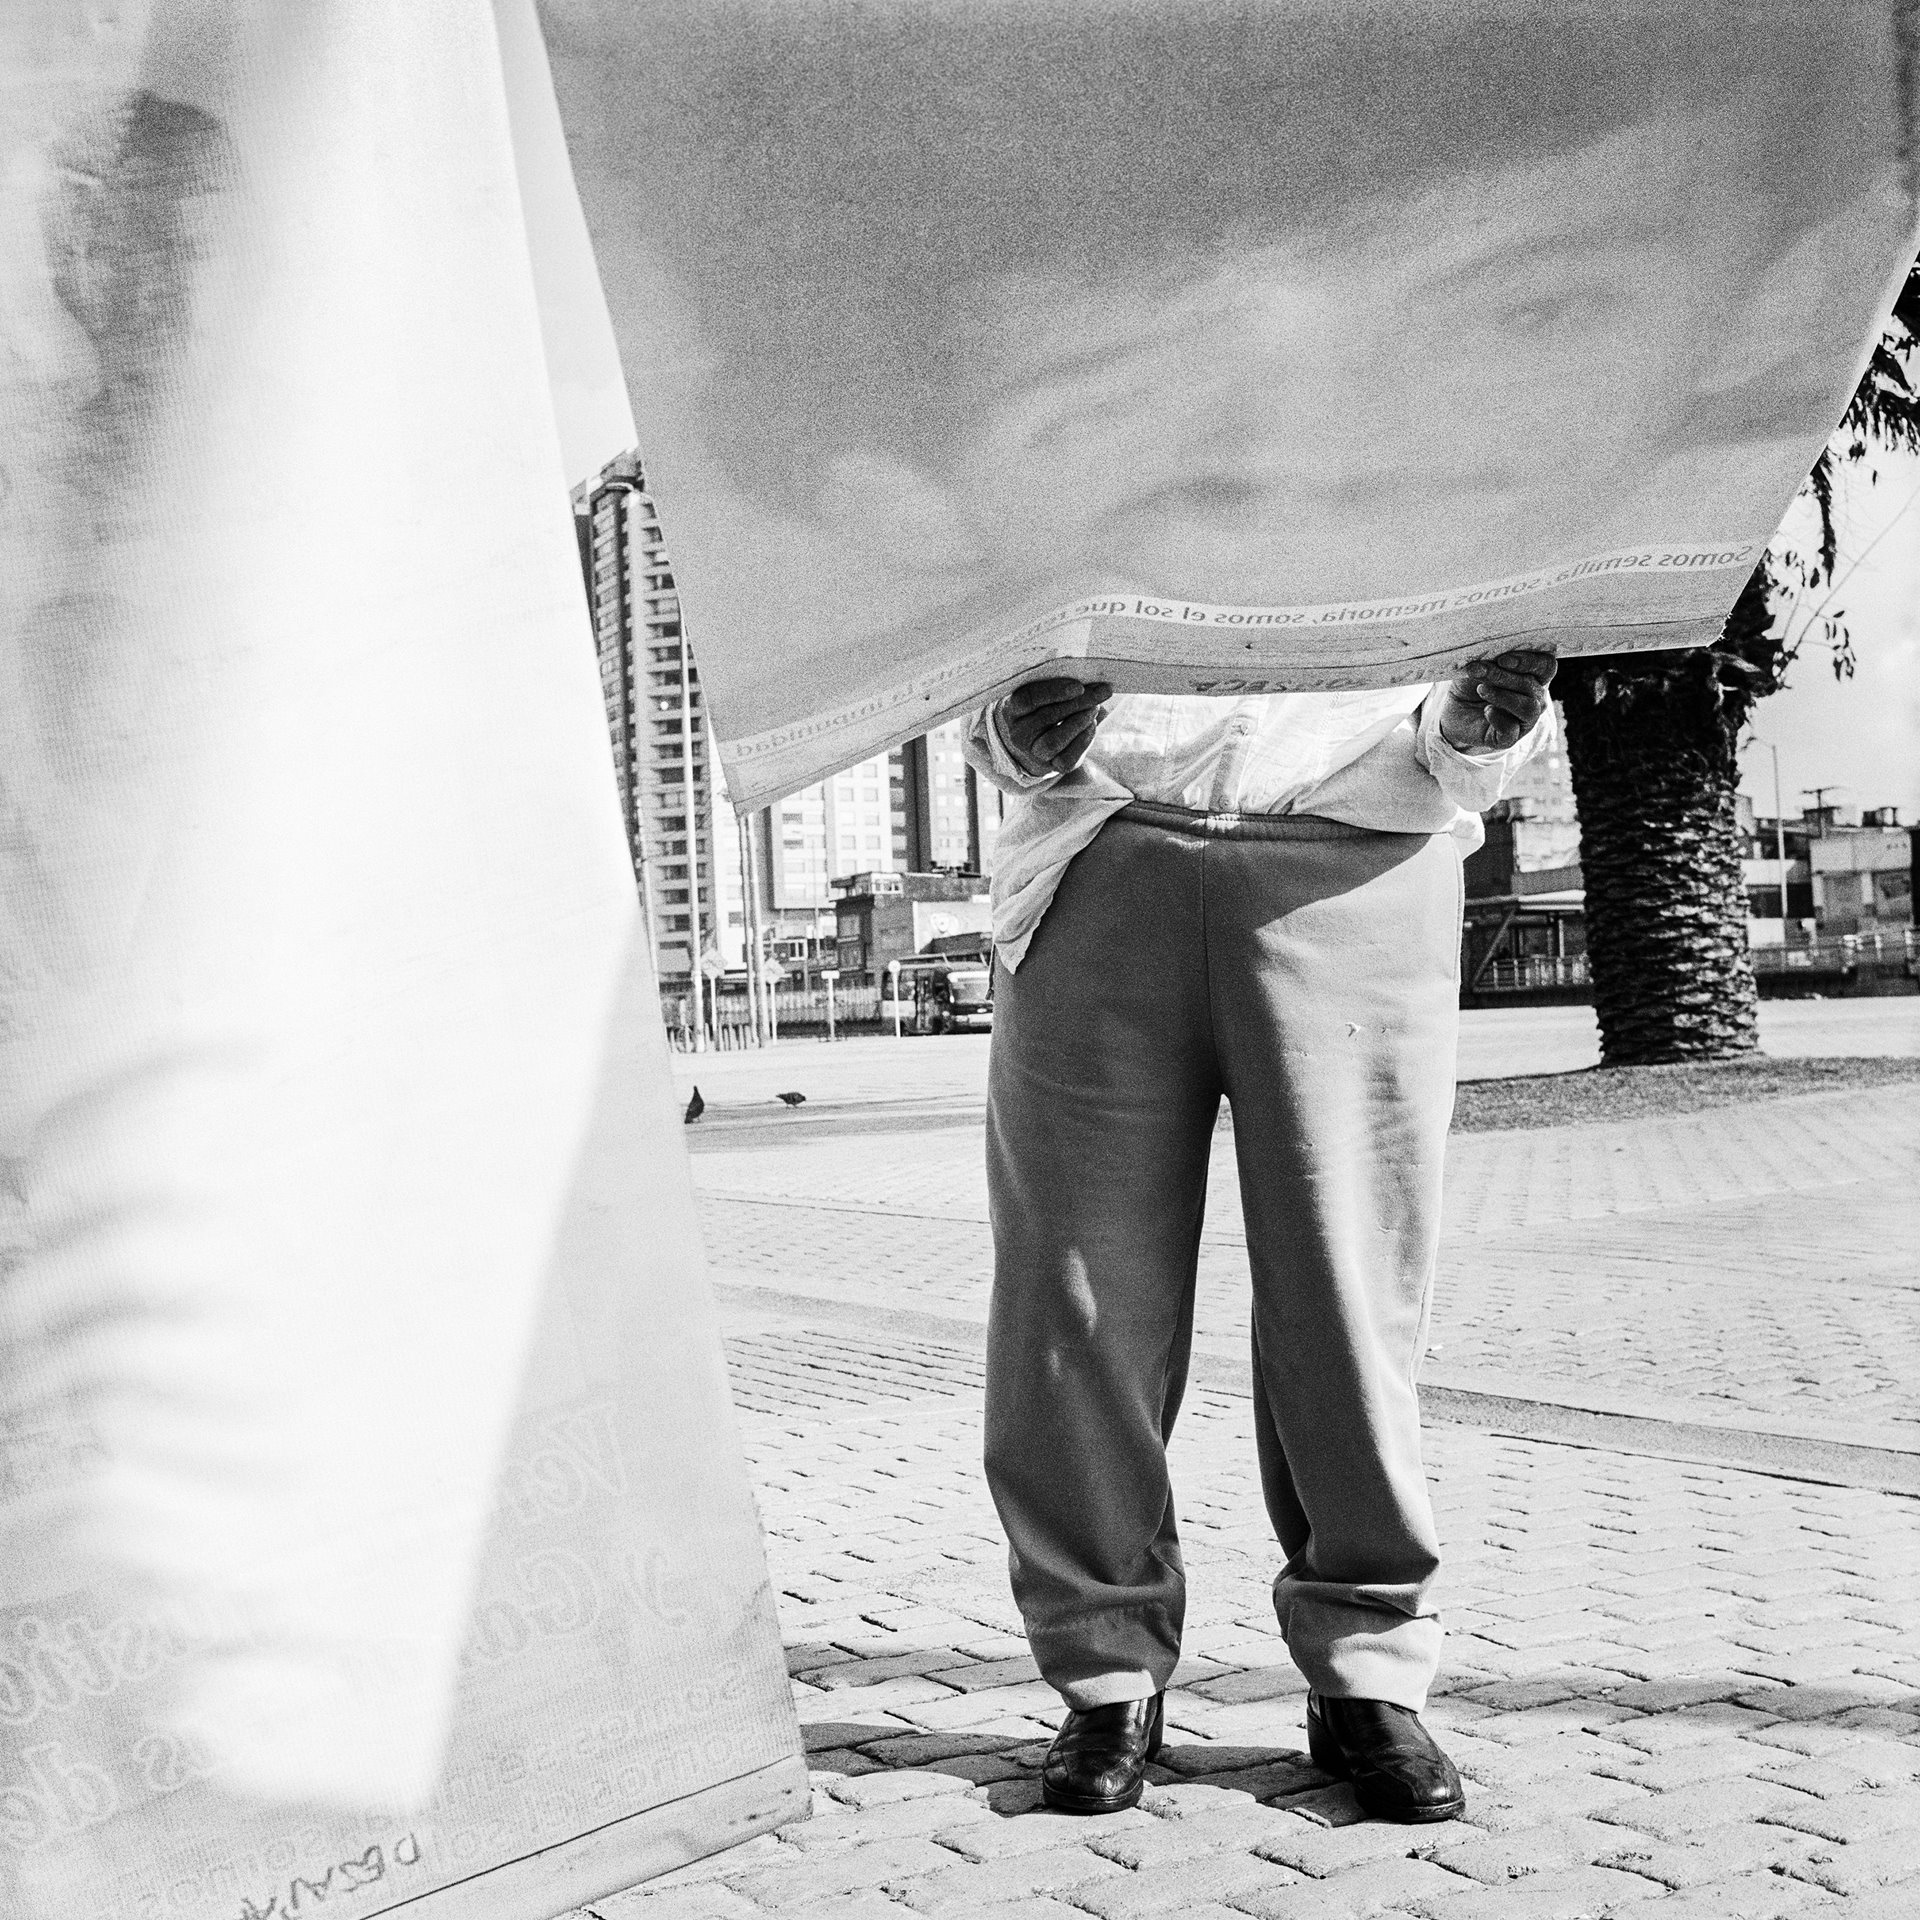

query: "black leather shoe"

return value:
[1041, 1693, 1165, 1812]
[1306, 1692, 1466, 1823]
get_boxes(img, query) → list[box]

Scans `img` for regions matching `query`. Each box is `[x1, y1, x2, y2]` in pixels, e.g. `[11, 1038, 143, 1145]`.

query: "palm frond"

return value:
[1798, 255, 1920, 576]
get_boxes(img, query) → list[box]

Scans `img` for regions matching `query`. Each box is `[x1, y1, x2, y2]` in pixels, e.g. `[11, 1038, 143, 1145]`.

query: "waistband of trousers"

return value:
[1114, 801, 1399, 841]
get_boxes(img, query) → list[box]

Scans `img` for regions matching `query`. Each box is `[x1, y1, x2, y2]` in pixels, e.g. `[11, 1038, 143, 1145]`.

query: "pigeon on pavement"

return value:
[775, 1091, 806, 1107]
[684, 1086, 705, 1124]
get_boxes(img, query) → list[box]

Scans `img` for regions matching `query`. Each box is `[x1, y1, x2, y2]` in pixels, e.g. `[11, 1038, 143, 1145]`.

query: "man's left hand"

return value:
[1437, 648, 1558, 753]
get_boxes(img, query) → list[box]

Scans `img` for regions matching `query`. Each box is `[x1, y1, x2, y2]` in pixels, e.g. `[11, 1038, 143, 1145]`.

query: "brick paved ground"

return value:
[691, 1072, 1920, 1446]
[570, 1006, 1920, 1919]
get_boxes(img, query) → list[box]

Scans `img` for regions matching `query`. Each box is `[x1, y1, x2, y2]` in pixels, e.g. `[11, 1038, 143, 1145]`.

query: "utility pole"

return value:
[737, 808, 767, 1046]
[741, 811, 759, 1045]
[1759, 740, 1790, 943]
[1801, 787, 1847, 942]
[1802, 786, 1842, 835]
[679, 632, 706, 1052]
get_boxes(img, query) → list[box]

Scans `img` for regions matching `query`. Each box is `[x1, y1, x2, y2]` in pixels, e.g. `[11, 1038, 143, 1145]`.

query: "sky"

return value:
[1739, 449, 1920, 823]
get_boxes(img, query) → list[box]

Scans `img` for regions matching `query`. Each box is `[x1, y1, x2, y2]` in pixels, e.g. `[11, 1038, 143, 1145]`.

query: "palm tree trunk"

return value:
[1560, 649, 1759, 1064]
[1552, 257, 1915, 1065]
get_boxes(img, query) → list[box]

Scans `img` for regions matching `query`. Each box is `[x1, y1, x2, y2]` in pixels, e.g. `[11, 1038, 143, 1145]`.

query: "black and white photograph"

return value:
[2, 5, 1917, 1919]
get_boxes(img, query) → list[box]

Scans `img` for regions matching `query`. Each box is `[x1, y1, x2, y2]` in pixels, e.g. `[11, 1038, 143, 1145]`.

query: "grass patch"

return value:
[1451, 1054, 1920, 1132]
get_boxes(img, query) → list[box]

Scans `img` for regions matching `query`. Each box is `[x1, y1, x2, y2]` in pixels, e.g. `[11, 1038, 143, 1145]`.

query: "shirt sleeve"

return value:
[963, 701, 1063, 796]
[1413, 687, 1558, 815]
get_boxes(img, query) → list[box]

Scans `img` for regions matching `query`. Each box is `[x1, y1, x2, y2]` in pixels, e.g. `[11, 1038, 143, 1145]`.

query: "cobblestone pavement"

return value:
[689, 1075, 1920, 1446]
[569, 1008, 1920, 1919]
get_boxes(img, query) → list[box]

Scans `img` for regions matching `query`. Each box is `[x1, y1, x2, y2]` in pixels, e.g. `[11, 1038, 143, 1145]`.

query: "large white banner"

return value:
[539, 0, 1920, 804]
[0, 5, 800, 1917]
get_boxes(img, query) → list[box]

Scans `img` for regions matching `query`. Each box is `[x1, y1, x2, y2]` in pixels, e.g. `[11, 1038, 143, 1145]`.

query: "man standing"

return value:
[963, 653, 1556, 1822]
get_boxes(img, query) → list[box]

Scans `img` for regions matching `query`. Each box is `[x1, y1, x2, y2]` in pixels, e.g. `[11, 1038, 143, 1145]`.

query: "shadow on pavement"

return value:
[799, 1719, 1352, 1819]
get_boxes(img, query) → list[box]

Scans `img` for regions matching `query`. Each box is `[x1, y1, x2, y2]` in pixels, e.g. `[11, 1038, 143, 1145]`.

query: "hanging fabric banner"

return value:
[0, 4, 802, 1917]
[539, 0, 1920, 803]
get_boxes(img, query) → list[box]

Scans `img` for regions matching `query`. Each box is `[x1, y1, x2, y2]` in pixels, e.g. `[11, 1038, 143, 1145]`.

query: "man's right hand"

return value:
[995, 677, 1113, 778]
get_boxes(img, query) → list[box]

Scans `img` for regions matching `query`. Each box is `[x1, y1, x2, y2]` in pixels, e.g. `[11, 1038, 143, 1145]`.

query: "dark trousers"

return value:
[983, 805, 1462, 1710]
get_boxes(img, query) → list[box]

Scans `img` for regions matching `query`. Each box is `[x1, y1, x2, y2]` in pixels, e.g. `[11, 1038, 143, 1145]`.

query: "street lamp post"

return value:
[678, 633, 706, 1052]
[1747, 734, 1797, 947]
[1766, 740, 1790, 944]
[821, 967, 839, 1044]
[888, 959, 903, 1039]
[1802, 785, 1849, 945]
[736, 808, 765, 1047]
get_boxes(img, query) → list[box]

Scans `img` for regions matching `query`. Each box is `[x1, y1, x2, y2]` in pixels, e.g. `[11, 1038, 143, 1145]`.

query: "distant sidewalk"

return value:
[669, 998, 1920, 1106]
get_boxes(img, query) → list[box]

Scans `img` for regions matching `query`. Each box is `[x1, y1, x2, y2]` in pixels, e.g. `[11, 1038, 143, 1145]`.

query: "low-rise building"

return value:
[1459, 723, 1587, 998]
[1460, 807, 1586, 1000]
[1740, 801, 1912, 943]
[1739, 801, 1915, 995]
[831, 871, 994, 984]
[1808, 807, 1912, 935]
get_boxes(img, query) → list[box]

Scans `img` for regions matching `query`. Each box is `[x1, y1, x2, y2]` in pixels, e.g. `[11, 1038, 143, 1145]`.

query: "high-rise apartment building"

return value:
[573, 450, 1007, 983]
[764, 752, 907, 910]
[573, 453, 748, 983]
[1489, 705, 1581, 873]
[899, 721, 1002, 873]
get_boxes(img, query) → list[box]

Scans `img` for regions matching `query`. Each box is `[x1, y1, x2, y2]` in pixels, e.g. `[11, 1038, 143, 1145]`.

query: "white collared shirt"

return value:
[964, 686, 1554, 969]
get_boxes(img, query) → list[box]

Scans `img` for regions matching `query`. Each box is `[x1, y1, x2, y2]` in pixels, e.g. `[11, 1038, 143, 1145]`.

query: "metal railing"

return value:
[1474, 954, 1591, 993]
[767, 984, 881, 1025]
[659, 982, 882, 1050]
[1751, 938, 1857, 975]
[1751, 929, 1918, 972]
[1847, 927, 1918, 964]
